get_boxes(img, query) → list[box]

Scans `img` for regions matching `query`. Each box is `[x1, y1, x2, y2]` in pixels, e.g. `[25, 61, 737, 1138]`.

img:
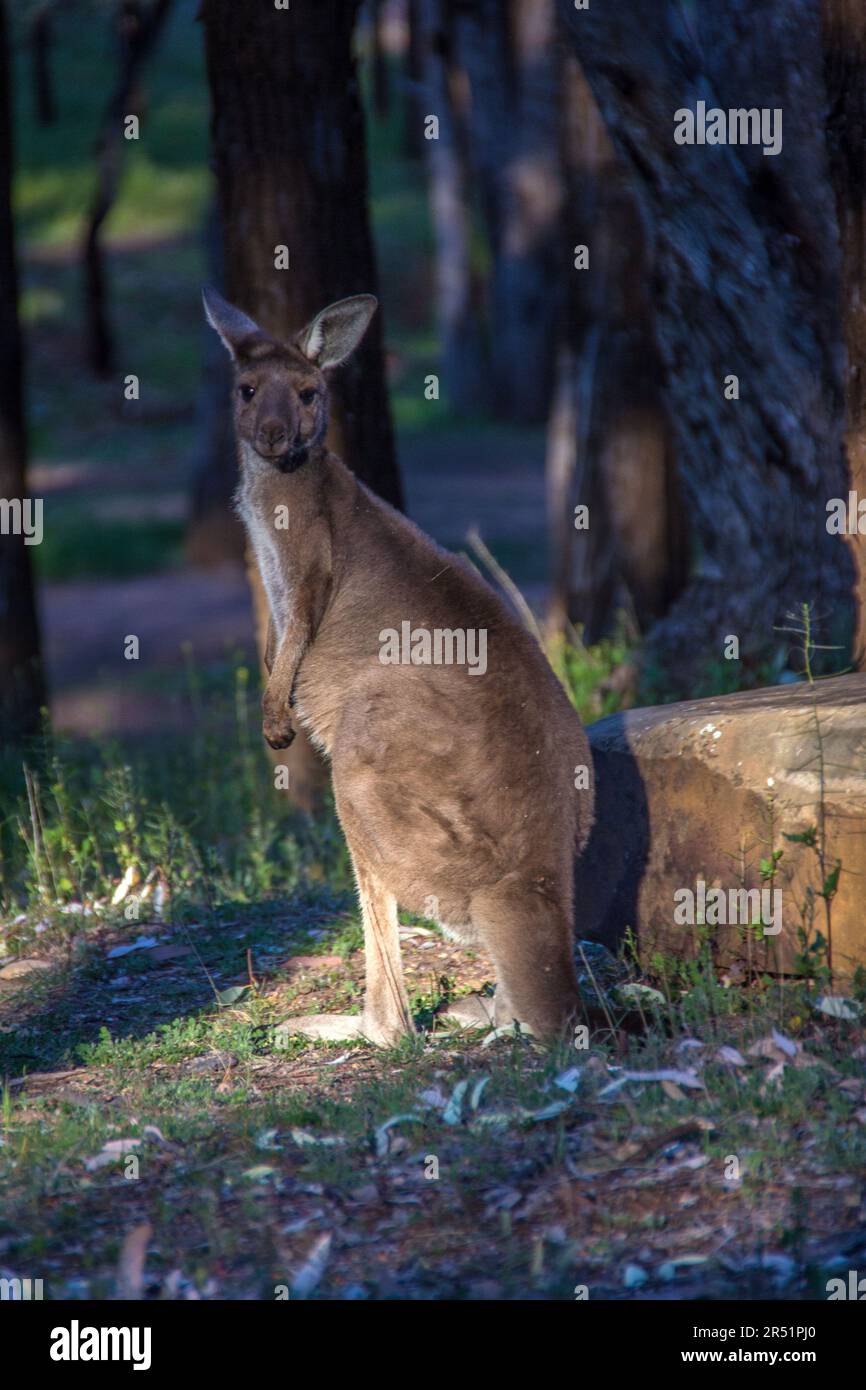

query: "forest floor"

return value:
[2, 871, 866, 1301]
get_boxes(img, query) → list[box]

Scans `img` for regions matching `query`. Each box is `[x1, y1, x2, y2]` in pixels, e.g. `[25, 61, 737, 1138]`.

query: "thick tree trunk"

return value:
[202, 0, 401, 507]
[454, 0, 562, 423]
[185, 200, 243, 566]
[547, 52, 688, 642]
[0, 0, 45, 742]
[201, 0, 402, 809]
[559, 0, 855, 690]
[417, 0, 488, 415]
[369, 0, 390, 121]
[823, 0, 866, 667]
[30, 4, 57, 126]
[403, 0, 425, 159]
[82, 0, 173, 377]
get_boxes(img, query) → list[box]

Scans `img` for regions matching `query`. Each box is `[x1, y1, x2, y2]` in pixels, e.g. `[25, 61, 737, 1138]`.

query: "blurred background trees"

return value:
[1, 0, 864, 760]
[0, 0, 44, 744]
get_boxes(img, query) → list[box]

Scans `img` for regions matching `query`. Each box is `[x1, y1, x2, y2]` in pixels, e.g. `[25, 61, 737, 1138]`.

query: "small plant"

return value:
[774, 602, 845, 986]
[464, 529, 634, 724]
[548, 624, 633, 724]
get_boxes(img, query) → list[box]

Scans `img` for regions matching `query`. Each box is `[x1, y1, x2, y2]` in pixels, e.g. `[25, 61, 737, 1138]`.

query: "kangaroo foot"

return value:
[277, 1013, 365, 1044]
[438, 993, 496, 1031]
[360, 1010, 415, 1047]
[276, 1012, 413, 1047]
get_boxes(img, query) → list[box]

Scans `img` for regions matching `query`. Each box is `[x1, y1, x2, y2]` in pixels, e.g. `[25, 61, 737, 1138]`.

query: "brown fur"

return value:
[204, 288, 594, 1044]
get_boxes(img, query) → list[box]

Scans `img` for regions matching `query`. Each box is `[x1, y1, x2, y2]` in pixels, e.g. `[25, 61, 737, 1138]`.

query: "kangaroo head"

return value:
[202, 288, 377, 472]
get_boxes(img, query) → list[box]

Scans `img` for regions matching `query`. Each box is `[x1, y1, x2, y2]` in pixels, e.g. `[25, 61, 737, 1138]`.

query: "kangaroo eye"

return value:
[239, 384, 256, 402]
[299, 388, 317, 406]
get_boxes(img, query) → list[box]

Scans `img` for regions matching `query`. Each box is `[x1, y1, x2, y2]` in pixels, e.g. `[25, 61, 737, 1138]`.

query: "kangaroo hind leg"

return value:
[472, 882, 580, 1041]
[354, 854, 415, 1046]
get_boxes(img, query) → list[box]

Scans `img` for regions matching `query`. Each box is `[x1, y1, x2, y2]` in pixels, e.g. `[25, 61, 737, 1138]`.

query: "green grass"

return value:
[12, 0, 210, 249]
[2, 927, 864, 1298]
[1, 658, 865, 1298]
[34, 512, 185, 581]
[552, 624, 634, 724]
[0, 658, 349, 916]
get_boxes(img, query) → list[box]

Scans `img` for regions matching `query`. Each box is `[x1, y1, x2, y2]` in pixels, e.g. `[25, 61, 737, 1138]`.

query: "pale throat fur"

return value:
[234, 438, 332, 756]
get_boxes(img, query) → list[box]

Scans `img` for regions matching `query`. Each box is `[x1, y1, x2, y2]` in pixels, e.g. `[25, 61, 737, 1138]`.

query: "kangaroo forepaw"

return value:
[438, 993, 496, 1031]
[264, 722, 295, 750]
[262, 697, 295, 749]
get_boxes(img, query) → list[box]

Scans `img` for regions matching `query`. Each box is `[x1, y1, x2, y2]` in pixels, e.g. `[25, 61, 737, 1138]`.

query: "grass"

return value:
[2, 926, 864, 1299]
[12, 0, 210, 250]
[34, 512, 185, 581]
[1, 660, 865, 1299]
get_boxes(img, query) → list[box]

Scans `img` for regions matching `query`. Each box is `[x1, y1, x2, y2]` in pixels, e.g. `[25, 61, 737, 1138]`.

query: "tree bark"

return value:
[30, 3, 57, 126]
[559, 0, 855, 690]
[81, 0, 173, 377]
[453, 0, 562, 423]
[547, 52, 688, 642]
[403, 0, 425, 159]
[201, 0, 403, 809]
[417, 0, 489, 415]
[185, 199, 244, 566]
[823, 0, 866, 667]
[369, 0, 390, 121]
[0, 0, 45, 742]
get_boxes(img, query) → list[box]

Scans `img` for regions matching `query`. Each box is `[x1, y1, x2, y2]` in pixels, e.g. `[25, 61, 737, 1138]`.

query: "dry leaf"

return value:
[622, 1068, 705, 1090]
[115, 1222, 152, 1300]
[290, 1233, 332, 1298]
[84, 1138, 142, 1172]
[661, 1080, 687, 1101]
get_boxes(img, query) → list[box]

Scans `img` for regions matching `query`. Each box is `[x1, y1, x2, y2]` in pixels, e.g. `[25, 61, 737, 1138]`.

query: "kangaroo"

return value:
[203, 287, 594, 1045]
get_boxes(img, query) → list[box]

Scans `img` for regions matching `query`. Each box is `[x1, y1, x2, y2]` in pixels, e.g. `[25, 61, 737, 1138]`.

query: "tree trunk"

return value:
[454, 0, 562, 423]
[0, 0, 45, 742]
[201, 0, 403, 809]
[559, 0, 855, 691]
[547, 52, 688, 643]
[82, 0, 173, 377]
[185, 199, 244, 566]
[823, 0, 866, 668]
[403, 0, 425, 159]
[417, 0, 488, 415]
[30, 4, 57, 126]
[369, 0, 390, 121]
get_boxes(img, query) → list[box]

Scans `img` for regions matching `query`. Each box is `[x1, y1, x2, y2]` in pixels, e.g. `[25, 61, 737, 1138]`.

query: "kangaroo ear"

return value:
[297, 294, 378, 370]
[202, 287, 273, 360]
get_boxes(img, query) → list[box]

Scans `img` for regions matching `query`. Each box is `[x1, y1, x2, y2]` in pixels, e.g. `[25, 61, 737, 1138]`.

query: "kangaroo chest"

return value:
[237, 474, 294, 640]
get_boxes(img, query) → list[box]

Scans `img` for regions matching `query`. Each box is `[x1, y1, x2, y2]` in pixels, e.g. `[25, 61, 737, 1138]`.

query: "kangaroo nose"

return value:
[257, 420, 287, 450]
